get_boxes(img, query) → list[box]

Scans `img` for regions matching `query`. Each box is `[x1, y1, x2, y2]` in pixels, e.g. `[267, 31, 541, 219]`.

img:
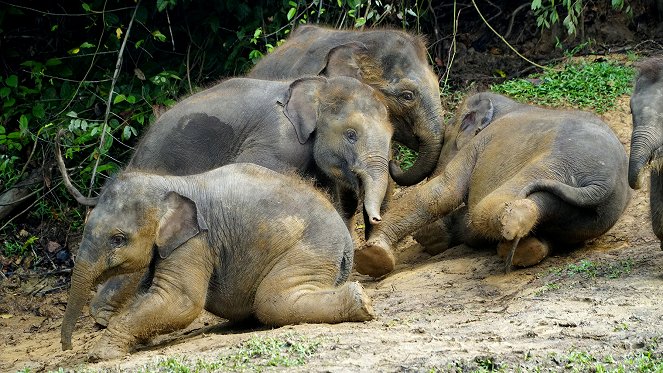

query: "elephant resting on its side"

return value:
[354, 92, 631, 277]
[60, 163, 374, 361]
[628, 57, 663, 247]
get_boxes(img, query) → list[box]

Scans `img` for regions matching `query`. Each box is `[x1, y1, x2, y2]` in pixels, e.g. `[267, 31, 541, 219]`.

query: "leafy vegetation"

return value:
[491, 59, 635, 113]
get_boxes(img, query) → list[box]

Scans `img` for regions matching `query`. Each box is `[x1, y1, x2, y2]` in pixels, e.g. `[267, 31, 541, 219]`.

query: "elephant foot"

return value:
[346, 281, 376, 321]
[498, 199, 538, 241]
[90, 307, 114, 328]
[412, 220, 451, 255]
[354, 238, 395, 278]
[497, 236, 550, 269]
[87, 330, 132, 362]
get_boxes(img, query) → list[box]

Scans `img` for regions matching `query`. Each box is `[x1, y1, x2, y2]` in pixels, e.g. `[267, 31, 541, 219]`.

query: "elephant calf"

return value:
[628, 57, 663, 247]
[355, 92, 631, 277]
[60, 163, 374, 361]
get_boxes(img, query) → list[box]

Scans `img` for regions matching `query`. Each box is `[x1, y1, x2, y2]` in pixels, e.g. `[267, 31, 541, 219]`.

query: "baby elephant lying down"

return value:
[60, 163, 374, 360]
[355, 92, 631, 277]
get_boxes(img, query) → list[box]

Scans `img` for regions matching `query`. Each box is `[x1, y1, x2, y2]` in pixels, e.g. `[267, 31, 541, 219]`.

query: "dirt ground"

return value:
[1, 94, 663, 372]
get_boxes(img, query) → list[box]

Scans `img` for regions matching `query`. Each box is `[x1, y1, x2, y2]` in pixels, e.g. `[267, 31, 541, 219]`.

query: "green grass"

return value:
[393, 144, 418, 171]
[490, 59, 635, 114]
[128, 334, 320, 373]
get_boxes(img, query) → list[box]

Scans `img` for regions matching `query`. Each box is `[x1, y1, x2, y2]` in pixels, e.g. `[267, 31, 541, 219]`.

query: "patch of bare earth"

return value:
[2, 95, 663, 372]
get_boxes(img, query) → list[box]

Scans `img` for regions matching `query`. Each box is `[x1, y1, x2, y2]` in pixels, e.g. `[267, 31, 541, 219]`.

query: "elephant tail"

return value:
[518, 179, 613, 207]
[335, 239, 355, 286]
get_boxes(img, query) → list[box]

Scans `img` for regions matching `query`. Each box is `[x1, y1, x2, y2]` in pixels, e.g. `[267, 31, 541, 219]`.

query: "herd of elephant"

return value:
[53, 25, 663, 361]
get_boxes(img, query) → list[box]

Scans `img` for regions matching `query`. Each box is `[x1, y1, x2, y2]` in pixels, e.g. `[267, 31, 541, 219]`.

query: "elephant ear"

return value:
[156, 191, 208, 259]
[455, 97, 495, 149]
[283, 76, 326, 144]
[319, 42, 370, 80]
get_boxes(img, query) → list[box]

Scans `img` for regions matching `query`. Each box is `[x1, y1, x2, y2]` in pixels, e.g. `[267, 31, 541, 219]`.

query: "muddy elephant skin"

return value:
[627, 57, 663, 247]
[249, 25, 444, 186]
[60, 163, 375, 361]
[355, 92, 631, 277]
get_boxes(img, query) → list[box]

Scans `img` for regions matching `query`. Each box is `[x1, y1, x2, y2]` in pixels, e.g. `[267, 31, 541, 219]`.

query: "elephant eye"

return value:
[109, 233, 127, 248]
[400, 90, 414, 101]
[344, 129, 358, 144]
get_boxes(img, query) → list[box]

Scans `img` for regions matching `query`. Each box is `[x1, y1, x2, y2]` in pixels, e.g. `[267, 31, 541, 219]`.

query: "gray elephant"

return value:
[628, 57, 663, 247]
[249, 25, 444, 186]
[354, 92, 631, 277]
[60, 163, 375, 361]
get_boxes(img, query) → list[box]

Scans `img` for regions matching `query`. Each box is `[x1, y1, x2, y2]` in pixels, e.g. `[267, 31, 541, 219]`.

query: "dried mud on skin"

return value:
[2, 96, 663, 372]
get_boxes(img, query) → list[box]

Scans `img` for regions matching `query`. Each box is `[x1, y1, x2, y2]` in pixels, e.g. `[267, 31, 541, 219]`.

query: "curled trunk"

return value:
[628, 126, 663, 189]
[390, 109, 444, 186]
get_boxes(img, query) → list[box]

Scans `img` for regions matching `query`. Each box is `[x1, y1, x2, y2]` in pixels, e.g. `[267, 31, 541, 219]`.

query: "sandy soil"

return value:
[2, 95, 663, 372]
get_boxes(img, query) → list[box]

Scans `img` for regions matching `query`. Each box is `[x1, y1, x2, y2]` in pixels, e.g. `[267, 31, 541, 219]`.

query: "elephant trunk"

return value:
[628, 126, 663, 189]
[390, 104, 444, 186]
[61, 257, 98, 350]
[358, 156, 390, 225]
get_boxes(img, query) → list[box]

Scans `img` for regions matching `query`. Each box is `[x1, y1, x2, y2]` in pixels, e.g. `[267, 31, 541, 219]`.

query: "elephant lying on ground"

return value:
[60, 163, 375, 361]
[354, 92, 631, 277]
[627, 57, 663, 247]
[249, 25, 444, 186]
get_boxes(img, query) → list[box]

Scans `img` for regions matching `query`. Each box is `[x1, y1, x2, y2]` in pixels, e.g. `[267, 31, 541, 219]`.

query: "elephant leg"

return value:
[90, 272, 144, 327]
[412, 205, 473, 255]
[88, 240, 212, 361]
[254, 250, 374, 325]
[469, 192, 540, 242]
[496, 236, 550, 268]
[650, 168, 663, 248]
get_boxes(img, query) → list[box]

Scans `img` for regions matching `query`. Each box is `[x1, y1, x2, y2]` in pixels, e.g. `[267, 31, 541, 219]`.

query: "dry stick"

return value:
[441, 2, 460, 90]
[166, 9, 175, 52]
[470, 0, 553, 72]
[88, 1, 141, 196]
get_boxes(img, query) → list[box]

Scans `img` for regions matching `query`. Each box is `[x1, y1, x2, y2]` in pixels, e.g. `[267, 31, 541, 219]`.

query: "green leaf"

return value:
[45, 58, 62, 67]
[18, 115, 29, 134]
[5, 75, 18, 88]
[65, 111, 78, 118]
[152, 30, 167, 42]
[82, 3, 91, 12]
[354, 17, 366, 27]
[122, 125, 132, 140]
[0, 87, 10, 98]
[531, 0, 542, 10]
[80, 42, 95, 49]
[32, 103, 45, 119]
[113, 94, 126, 104]
[126, 95, 137, 104]
[0, 126, 5, 135]
[287, 7, 296, 21]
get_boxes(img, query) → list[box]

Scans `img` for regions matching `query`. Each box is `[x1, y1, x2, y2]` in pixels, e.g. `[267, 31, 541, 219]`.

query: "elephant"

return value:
[60, 163, 375, 361]
[248, 25, 444, 186]
[354, 92, 631, 277]
[628, 56, 663, 247]
[57, 75, 392, 327]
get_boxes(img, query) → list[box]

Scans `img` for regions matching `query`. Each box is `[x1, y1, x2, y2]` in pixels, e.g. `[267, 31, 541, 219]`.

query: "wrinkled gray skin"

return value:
[628, 56, 663, 247]
[61, 164, 375, 361]
[249, 25, 444, 186]
[63, 76, 392, 327]
[355, 92, 631, 277]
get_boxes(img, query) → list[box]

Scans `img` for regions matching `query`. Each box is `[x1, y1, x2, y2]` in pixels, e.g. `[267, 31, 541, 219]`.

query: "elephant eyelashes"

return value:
[344, 129, 358, 144]
[109, 233, 127, 248]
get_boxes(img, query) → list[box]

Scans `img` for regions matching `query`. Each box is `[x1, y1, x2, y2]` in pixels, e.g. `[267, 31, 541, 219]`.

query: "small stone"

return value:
[46, 241, 61, 253]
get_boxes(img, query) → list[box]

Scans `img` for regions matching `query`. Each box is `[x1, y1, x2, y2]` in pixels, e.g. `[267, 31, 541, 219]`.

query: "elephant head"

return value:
[319, 38, 443, 186]
[433, 92, 523, 175]
[283, 76, 393, 224]
[628, 57, 663, 190]
[60, 174, 208, 350]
